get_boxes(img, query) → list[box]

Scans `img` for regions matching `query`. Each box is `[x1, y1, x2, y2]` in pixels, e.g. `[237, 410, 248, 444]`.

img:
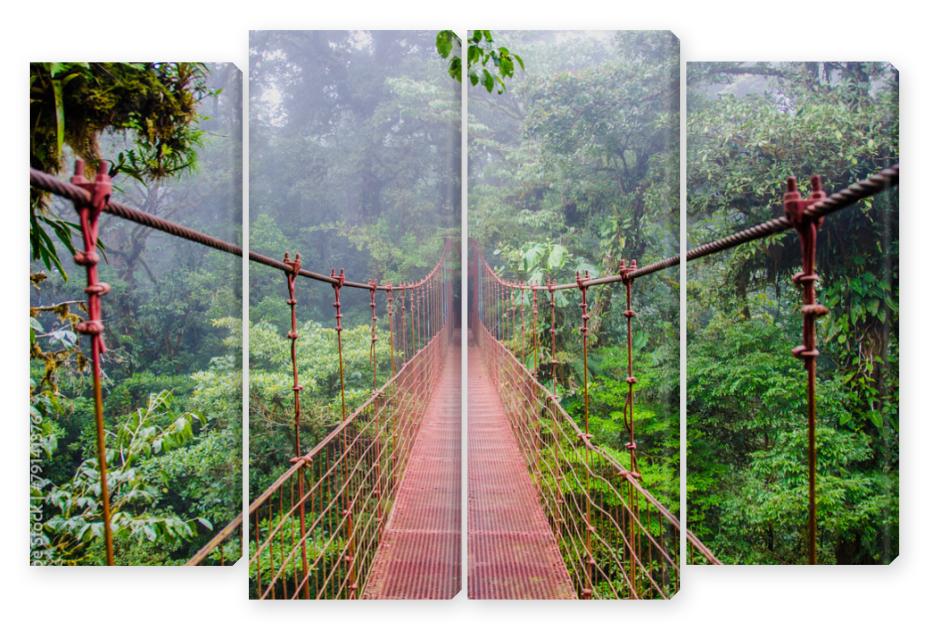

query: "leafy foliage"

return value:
[30, 62, 215, 279]
[249, 319, 392, 495]
[436, 30, 525, 93]
[34, 391, 198, 564]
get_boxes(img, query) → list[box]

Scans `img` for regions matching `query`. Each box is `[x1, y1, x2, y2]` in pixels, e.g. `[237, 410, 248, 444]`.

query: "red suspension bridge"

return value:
[30, 160, 897, 592]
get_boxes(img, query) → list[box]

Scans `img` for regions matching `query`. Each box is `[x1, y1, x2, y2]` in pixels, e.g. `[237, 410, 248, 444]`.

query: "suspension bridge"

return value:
[31, 160, 898, 594]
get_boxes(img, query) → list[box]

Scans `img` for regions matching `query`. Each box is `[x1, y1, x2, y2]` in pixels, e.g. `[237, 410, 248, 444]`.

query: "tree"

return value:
[249, 31, 459, 320]
[30, 62, 214, 278]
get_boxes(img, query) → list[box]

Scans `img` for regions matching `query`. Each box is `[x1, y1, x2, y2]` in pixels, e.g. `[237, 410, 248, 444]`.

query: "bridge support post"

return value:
[531, 288, 539, 377]
[369, 280, 386, 539]
[519, 283, 526, 365]
[545, 280, 565, 544]
[70, 159, 115, 566]
[386, 285, 398, 510]
[784, 175, 828, 566]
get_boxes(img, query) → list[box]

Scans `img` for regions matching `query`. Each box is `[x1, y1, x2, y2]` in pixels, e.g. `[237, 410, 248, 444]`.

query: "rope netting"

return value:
[472, 163, 898, 582]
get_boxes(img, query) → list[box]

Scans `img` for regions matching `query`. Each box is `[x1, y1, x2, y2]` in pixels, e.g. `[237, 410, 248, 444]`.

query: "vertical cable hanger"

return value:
[282, 251, 310, 596]
[70, 159, 114, 565]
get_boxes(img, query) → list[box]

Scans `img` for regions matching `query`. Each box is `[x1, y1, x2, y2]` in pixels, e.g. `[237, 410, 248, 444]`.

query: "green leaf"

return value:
[448, 57, 461, 82]
[435, 30, 454, 58]
[499, 55, 514, 78]
[468, 44, 480, 66]
[548, 244, 568, 270]
[143, 523, 157, 542]
[482, 69, 494, 93]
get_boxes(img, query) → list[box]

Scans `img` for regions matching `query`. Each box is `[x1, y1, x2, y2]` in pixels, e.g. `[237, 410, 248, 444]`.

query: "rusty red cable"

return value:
[425, 282, 430, 347]
[386, 284, 396, 378]
[31, 166, 447, 291]
[332, 269, 348, 422]
[330, 268, 356, 596]
[283, 253, 304, 456]
[412, 285, 420, 354]
[367, 279, 385, 538]
[399, 286, 407, 360]
[519, 283, 526, 365]
[531, 287, 539, 377]
[509, 286, 516, 346]
[619, 258, 642, 592]
[471, 165, 897, 294]
[500, 284, 506, 342]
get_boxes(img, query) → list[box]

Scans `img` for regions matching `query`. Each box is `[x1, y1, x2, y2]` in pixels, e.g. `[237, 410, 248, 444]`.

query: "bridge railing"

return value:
[477, 317, 714, 597]
[680, 167, 899, 564]
[193, 238, 454, 598]
[246, 327, 449, 598]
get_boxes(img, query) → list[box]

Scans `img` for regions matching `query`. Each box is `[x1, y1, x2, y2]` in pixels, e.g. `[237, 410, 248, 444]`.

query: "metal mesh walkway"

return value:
[363, 332, 462, 599]
[467, 342, 576, 600]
